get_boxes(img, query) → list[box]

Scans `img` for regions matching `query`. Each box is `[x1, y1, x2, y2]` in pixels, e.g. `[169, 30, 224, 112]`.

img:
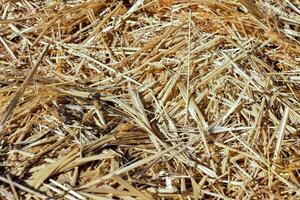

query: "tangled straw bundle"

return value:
[0, 0, 299, 199]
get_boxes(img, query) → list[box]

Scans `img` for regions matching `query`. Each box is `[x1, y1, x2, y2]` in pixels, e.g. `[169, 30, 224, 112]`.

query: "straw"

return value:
[0, 0, 299, 199]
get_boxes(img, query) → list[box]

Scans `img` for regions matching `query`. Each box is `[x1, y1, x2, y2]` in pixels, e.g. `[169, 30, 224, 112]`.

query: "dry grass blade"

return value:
[0, 176, 49, 199]
[273, 106, 290, 161]
[0, 44, 49, 133]
[81, 143, 183, 188]
[6, 174, 19, 200]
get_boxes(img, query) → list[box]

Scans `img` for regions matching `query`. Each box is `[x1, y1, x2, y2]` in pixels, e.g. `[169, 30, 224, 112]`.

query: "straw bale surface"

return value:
[0, 0, 299, 199]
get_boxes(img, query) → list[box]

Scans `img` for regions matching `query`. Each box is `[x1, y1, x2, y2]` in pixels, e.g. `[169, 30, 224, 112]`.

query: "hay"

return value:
[0, 0, 299, 199]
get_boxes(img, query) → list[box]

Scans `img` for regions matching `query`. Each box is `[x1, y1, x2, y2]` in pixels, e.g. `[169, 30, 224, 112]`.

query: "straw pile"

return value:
[0, 0, 299, 199]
